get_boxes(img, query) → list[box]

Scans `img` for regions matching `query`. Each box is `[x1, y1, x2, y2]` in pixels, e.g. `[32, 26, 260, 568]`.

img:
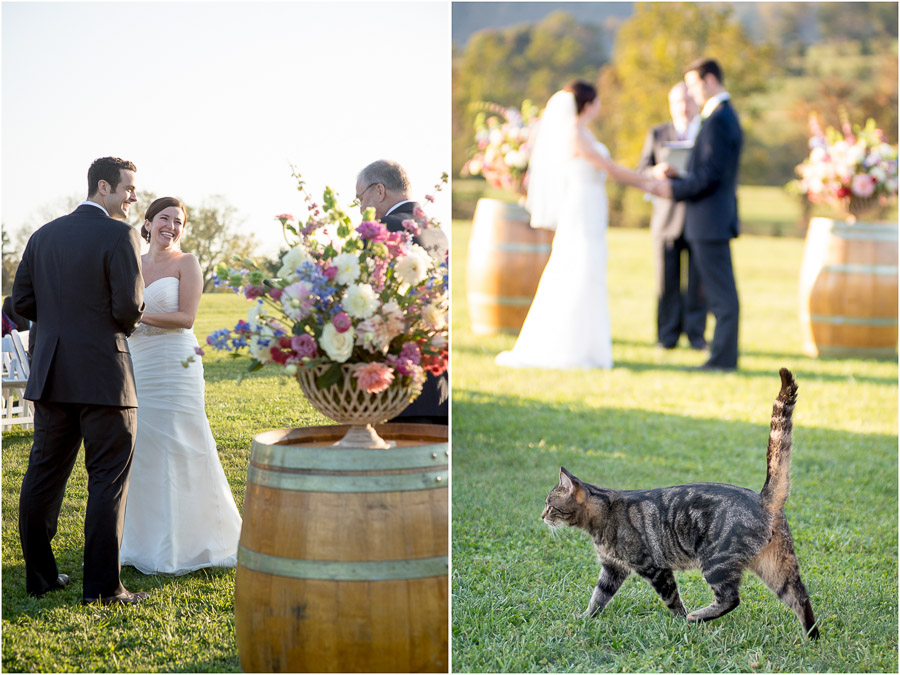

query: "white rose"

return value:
[319, 323, 355, 363]
[394, 244, 431, 287]
[332, 252, 361, 285]
[421, 303, 447, 332]
[278, 244, 313, 281]
[505, 150, 528, 169]
[343, 283, 380, 319]
[249, 327, 275, 361]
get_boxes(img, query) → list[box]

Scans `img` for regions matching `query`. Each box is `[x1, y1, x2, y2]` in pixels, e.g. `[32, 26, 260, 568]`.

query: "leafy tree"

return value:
[453, 11, 609, 175]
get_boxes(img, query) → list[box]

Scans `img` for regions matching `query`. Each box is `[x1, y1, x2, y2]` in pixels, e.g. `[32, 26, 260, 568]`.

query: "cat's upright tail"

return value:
[760, 368, 798, 517]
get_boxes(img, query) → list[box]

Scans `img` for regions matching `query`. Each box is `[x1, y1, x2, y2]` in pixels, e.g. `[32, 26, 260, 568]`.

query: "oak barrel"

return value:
[799, 217, 898, 357]
[466, 198, 554, 334]
[234, 423, 448, 673]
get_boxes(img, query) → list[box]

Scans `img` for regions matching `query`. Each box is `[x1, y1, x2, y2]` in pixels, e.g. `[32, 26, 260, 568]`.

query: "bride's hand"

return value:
[646, 178, 674, 199]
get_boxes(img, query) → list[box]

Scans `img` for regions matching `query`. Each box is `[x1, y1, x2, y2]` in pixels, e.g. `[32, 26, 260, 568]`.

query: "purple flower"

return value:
[356, 220, 389, 242]
[291, 333, 318, 358]
[244, 284, 266, 300]
[269, 288, 284, 302]
[333, 312, 352, 333]
[194, 347, 205, 356]
[400, 341, 422, 365]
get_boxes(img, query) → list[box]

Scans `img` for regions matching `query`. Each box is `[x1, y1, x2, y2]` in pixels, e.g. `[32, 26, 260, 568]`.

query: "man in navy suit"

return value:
[651, 58, 743, 371]
[13, 156, 148, 604]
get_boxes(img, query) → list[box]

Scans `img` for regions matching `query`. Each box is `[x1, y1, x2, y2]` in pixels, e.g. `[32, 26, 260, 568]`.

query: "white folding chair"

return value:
[2, 330, 34, 429]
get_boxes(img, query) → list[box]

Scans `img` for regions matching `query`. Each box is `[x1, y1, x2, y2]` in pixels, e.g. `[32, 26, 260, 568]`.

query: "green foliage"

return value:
[452, 11, 609, 175]
[451, 219, 898, 672]
[595, 2, 776, 168]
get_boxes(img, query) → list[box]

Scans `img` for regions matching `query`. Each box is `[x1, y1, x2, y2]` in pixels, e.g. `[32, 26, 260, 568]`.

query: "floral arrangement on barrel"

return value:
[460, 99, 540, 195]
[205, 169, 448, 436]
[789, 109, 898, 220]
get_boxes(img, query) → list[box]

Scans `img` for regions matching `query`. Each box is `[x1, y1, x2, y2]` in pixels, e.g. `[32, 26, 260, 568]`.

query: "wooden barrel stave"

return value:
[235, 423, 448, 673]
[466, 198, 554, 334]
[799, 218, 898, 357]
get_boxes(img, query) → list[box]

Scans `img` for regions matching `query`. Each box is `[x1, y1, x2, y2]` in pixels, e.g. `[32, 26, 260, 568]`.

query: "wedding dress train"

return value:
[496, 141, 614, 370]
[121, 276, 242, 575]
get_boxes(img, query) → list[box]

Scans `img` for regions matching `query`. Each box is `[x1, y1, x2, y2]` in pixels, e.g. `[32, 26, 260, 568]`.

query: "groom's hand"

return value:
[652, 163, 679, 180]
[649, 179, 674, 200]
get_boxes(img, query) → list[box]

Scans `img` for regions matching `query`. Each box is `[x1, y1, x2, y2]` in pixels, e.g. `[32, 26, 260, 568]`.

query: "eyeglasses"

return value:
[356, 182, 379, 202]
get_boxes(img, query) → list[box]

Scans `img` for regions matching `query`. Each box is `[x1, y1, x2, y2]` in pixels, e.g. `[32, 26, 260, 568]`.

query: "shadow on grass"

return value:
[452, 338, 899, 387]
[451, 393, 897, 672]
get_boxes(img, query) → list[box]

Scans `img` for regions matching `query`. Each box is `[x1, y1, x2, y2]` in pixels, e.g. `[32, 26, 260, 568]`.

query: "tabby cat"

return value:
[541, 368, 819, 639]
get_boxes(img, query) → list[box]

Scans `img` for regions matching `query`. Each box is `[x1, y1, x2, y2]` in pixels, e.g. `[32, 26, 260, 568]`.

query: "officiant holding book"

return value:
[638, 82, 706, 351]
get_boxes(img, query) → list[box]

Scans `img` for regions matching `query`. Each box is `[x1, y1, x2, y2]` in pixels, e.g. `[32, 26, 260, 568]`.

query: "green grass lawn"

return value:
[450, 220, 898, 672]
[1, 293, 332, 673]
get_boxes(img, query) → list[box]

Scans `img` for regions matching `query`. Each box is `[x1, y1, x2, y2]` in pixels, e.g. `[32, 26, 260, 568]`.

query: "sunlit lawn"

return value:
[450, 219, 898, 673]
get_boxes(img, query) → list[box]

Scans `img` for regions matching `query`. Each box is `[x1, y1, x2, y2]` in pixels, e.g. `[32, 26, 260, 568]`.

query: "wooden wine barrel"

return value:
[466, 198, 554, 334]
[798, 217, 898, 358]
[235, 423, 448, 673]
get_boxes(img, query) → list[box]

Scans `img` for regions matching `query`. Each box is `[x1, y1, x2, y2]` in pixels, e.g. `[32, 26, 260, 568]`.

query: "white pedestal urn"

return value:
[295, 363, 417, 448]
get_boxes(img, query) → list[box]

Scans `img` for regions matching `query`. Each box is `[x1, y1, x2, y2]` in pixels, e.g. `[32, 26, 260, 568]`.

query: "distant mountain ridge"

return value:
[452, 2, 635, 47]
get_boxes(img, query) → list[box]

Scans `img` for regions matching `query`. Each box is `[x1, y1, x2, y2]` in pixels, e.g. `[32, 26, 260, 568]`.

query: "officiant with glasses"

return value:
[638, 82, 707, 351]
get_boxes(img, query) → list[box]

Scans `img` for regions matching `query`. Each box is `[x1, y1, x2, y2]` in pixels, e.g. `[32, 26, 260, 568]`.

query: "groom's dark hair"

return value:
[563, 80, 598, 115]
[87, 156, 137, 197]
[685, 58, 724, 84]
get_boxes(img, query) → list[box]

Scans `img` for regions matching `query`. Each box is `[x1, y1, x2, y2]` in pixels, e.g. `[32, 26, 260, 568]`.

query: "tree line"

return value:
[453, 2, 898, 189]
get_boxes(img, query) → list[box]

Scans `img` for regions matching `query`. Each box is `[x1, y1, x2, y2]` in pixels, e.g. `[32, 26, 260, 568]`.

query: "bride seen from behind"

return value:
[120, 197, 242, 575]
[496, 80, 652, 370]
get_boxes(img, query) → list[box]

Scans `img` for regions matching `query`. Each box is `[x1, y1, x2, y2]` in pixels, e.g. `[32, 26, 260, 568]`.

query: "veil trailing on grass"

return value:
[524, 90, 577, 230]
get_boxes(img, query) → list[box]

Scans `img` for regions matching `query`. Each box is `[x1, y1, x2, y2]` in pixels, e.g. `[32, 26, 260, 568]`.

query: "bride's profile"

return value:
[496, 80, 652, 370]
[120, 197, 242, 575]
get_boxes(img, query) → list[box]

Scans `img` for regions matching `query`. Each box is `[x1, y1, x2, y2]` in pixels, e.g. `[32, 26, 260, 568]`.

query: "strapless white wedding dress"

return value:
[120, 276, 242, 575]
[496, 142, 613, 369]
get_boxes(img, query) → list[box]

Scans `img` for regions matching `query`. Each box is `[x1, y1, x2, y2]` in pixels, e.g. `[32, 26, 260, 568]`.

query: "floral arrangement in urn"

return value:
[790, 110, 898, 219]
[206, 169, 448, 441]
[461, 100, 540, 195]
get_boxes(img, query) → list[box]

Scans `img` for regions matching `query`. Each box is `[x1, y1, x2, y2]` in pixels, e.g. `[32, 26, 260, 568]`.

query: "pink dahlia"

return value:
[356, 221, 389, 242]
[851, 173, 876, 197]
[291, 333, 318, 358]
[353, 362, 395, 394]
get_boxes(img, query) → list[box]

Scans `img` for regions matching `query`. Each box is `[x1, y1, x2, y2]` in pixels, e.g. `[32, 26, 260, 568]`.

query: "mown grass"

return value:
[1, 293, 332, 673]
[450, 219, 898, 673]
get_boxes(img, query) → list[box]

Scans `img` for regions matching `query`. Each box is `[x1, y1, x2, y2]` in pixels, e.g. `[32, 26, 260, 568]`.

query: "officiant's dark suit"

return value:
[638, 120, 706, 349]
[382, 201, 449, 425]
[12, 163, 145, 601]
[670, 63, 743, 370]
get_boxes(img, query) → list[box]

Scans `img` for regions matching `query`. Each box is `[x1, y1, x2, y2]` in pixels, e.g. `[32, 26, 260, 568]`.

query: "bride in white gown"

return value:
[121, 197, 242, 575]
[496, 80, 653, 370]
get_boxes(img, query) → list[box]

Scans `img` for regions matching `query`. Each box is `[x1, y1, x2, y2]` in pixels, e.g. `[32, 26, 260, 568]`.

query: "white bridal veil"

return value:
[524, 89, 577, 230]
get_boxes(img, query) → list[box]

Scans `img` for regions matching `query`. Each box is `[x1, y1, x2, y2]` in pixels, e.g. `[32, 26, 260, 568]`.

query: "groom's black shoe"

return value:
[690, 362, 736, 373]
[82, 589, 149, 606]
[29, 573, 71, 598]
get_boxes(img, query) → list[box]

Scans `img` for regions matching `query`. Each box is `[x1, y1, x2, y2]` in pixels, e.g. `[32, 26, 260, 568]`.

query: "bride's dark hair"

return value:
[563, 80, 598, 115]
[142, 197, 187, 243]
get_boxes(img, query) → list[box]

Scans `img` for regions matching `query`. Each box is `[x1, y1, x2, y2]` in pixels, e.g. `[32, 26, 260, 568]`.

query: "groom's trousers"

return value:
[19, 401, 136, 599]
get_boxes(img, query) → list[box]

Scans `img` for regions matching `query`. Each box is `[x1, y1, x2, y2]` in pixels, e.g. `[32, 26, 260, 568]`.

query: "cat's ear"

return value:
[560, 467, 586, 503]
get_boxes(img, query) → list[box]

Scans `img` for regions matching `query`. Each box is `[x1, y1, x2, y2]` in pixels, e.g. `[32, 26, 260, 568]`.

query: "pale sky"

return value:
[2, 0, 451, 256]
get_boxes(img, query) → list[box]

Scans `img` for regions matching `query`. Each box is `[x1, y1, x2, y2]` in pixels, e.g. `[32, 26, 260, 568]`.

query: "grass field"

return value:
[1, 293, 333, 673]
[450, 220, 898, 672]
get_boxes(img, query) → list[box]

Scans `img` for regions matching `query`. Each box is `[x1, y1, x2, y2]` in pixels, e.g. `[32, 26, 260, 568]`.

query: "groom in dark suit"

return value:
[652, 58, 743, 371]
[638, 82, 706, 351]
[356, 160, 448, 425]
[12, 156, 148, 605]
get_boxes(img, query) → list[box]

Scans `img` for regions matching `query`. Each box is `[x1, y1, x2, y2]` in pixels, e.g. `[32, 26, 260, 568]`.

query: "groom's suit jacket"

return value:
[670, 99, 743, 242]
[381, 201, 448, 422]
[13, 204, 144, 407]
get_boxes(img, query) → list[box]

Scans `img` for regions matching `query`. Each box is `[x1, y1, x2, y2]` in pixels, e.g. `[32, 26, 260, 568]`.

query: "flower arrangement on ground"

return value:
[461, 99, 540, 195]
[207, 169, 448, 409]
[789, 110, 898, 218]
